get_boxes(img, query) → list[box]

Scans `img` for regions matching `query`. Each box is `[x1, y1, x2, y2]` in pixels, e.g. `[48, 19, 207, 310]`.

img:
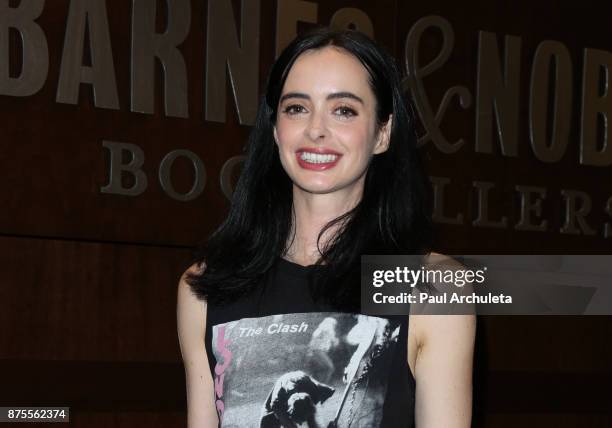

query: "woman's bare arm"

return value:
[177, 264, 219, 427]
[412, 313, 475, 427]
[412, 253, 476, 427]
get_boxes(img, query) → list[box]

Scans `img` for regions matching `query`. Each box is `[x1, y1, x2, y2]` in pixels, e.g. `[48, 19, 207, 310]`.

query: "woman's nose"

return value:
[306, 110, 328, 141]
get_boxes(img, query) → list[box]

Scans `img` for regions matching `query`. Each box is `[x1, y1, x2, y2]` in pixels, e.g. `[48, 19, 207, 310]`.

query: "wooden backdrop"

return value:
[1, 0, 610, 426]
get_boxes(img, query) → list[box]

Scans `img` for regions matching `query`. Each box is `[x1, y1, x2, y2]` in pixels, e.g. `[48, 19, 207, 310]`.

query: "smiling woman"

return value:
[274, 46, 391, 199]
[178, 27, 475, 428]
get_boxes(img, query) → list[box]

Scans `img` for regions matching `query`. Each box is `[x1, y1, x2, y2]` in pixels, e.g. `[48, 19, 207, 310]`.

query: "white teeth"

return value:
[299, 152, 338, 164]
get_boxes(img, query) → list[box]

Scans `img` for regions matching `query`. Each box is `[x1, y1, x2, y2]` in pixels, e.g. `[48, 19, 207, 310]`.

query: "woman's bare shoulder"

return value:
[410, 251, 475, 344]
[181, 261, 207, 282]
[422, 251, 464, 270]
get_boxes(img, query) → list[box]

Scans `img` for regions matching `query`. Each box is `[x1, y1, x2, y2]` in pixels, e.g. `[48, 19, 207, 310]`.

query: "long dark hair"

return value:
[185, 27, 433, 309]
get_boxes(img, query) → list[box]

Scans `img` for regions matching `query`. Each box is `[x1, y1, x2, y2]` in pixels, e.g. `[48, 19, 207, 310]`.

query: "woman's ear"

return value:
[373, 114, 393, 154]
[273, 126, 279, 146]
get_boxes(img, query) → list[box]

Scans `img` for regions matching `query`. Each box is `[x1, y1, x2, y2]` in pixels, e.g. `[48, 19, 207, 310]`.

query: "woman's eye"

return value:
[335, 106, 357, 118]
[283, 104, 306, 115]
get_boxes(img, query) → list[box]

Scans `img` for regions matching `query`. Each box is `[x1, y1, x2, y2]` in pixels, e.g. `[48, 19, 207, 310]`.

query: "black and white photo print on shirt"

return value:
[211, 312, 401, 428]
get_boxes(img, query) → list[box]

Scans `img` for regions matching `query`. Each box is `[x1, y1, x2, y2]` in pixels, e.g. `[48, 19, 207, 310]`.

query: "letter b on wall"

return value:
[0, 0, 49, 96]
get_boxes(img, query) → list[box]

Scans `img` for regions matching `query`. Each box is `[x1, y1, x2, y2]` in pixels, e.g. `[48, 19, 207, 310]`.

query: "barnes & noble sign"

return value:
[1, 0, 610, 242]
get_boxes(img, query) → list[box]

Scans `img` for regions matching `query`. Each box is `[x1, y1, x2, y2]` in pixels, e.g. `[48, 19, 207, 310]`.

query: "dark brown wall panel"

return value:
[481, 316, 612, 372]
[0, 235, 191, 361]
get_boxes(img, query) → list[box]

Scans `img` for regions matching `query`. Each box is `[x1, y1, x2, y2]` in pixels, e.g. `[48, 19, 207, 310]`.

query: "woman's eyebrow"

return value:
[279, 91, 364, 105]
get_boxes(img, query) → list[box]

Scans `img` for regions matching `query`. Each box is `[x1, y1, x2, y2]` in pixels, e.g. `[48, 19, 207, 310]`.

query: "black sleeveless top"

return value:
[204, 257, 416, 428]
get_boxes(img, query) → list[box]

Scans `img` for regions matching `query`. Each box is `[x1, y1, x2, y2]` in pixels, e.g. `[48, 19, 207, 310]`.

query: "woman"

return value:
[177, 27, 475, 428]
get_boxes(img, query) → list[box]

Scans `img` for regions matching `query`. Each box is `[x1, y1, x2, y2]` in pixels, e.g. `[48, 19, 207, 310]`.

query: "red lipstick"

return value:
[295, 148, 342, 171]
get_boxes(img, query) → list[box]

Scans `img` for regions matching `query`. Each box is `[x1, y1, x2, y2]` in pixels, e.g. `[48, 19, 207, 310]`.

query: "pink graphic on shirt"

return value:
[213, 325, 232, 419]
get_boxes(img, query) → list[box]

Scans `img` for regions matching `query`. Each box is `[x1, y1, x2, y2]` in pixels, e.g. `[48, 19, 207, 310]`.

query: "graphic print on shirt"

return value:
[212, 312, 401, 428]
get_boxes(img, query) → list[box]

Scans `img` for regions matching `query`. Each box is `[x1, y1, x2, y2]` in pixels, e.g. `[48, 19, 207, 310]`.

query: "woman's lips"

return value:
[295, 151, 342, 170]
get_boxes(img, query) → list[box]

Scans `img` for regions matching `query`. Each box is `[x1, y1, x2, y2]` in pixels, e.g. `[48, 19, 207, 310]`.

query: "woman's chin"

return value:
[293, 181, 339, 195]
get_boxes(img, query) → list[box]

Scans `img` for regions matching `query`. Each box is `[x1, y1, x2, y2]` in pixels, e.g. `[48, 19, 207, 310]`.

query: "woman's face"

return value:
[274, 46, 391, 197]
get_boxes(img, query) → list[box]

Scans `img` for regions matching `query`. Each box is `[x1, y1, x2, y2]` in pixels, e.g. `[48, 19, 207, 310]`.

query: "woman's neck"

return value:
[283, 183, 363, 266]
